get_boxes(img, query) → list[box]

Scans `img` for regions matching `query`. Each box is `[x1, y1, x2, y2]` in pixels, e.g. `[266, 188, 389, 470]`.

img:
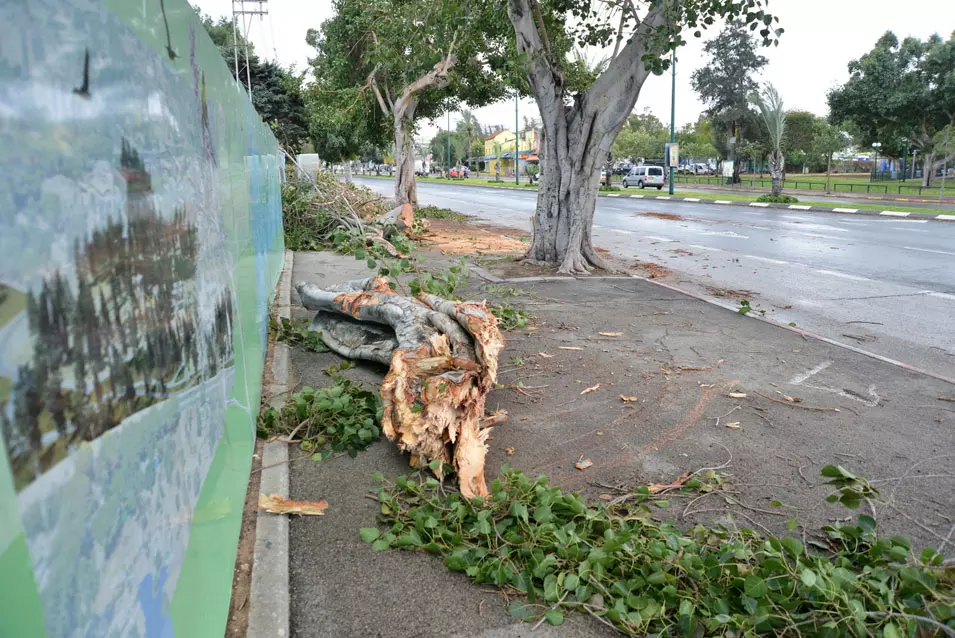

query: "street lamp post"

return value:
[871, 142, 881, 181]
[515, 93, 520, 186]
[447, 109, 452, 180]
[668, 49, 676, 195]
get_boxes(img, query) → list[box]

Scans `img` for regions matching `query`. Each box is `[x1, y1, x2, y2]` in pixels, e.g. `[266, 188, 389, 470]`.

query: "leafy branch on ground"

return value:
[281, 174, 390, 251]
[489, 302, 531, 331]
[270, 316, 330, 353]
[362, 466, 954, 636]
[258, 361, 382, 459]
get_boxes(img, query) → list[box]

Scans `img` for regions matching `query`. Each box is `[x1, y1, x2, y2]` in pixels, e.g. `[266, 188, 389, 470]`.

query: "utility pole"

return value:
[447, 109, 451, 179]
[901, 138, 908, 181]
[515, 93, 520, 185]
[668, 49, 676, 195]
[231, 0, 267, 95]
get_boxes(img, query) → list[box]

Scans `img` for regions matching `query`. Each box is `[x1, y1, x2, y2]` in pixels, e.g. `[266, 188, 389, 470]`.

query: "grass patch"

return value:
[258, 361, 382, 459]
[364, 466, 954, 636]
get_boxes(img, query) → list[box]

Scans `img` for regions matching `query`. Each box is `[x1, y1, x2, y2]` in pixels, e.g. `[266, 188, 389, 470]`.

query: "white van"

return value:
[622, 165, 666, 189]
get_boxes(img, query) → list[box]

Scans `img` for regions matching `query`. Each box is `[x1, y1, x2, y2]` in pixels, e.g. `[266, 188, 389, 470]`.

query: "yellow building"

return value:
[483, 128, 539, 176]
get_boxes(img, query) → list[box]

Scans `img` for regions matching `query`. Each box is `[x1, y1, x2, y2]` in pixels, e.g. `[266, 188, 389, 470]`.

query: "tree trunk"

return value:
[507, 0, 666, 275]
[768, 149, 784, 196]
[296, 277, 504, 498]
[825, 153, 832, 194]
[922, 151, 935, 188]
[393, 105, 418, 206]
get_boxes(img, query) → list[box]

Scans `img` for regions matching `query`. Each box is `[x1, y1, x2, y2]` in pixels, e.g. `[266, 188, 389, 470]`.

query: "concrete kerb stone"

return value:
[248, 249, 294, 638]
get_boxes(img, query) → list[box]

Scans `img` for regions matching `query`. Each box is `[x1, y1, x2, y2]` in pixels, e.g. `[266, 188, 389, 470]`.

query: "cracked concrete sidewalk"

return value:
[280, 249, 954, 638]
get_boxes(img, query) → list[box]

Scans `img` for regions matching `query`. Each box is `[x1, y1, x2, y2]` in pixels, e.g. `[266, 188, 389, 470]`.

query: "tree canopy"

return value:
[828, 31, 955, 185]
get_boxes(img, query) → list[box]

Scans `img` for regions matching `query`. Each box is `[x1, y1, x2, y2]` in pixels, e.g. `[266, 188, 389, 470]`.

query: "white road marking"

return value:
[789, 360, 881, 407]
[789, 361, 832, 385]
[714, 200, 731, 204]
[886, 219, 928, 224]
[606, 193, 620, 197]
[880, 211, 910, 217]
[686, 244, 724, 252]
[656, 196, 672, 200]
[788, 205, 812, 210]
[644, 235, 678, 242]
[608, 228, 634, 234]
[746, 255, 789, 265]
[936, 214, 955, 221]
[630, 194, 645, 199]
[749, 202, 770, 207]
[684, 197, 701, 202]
[813, 269, 872, 282]
[928, 292, 955, 302]
[700, 230, 749, 238]
[903, 246, 955, 256]
[832, 207, 858, 213]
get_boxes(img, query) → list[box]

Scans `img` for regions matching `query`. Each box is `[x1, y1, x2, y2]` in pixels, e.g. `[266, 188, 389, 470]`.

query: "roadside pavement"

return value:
[269, 239, 954, 637]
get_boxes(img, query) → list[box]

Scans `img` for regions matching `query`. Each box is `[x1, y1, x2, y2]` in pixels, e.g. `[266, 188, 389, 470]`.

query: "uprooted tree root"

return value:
[296, 276, 505, 497]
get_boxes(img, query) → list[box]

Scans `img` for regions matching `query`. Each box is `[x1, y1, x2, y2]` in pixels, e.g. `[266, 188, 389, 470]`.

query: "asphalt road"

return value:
[354, 178, 955, 379]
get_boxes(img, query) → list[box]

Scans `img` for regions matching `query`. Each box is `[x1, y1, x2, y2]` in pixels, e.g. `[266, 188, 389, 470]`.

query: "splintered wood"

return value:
[296, 276, 505, 497]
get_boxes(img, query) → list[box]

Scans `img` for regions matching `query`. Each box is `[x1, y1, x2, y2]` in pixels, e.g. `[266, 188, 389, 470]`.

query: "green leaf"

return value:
[366, 258, 377, 269]
[544, 574, 559, 602]
[354, 248, 366, 260]
[787, 518, 798, 532]
[882, 622, 900, 638]
[799, 569, 817, 588]
[359, 528, 381, 544]
[371, 538, 392, 552]
[744, 575, 768, 598]
[508, 602, 534, 621]
[544, 610, 564, 626]
[563, 573, 579, 591]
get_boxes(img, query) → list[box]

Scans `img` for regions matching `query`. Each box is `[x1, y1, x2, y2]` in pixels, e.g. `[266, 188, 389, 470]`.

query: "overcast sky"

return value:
[195, 0, 955, 142]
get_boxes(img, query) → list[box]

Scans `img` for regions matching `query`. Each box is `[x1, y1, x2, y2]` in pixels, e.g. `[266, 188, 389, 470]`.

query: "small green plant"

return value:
[363, 467, 955, 636]
[258, 361, 382, 459]
[737, 299, 752, 315]
[599, 185, 622, 192]
[270, 316, 329, 353]
[490, 302, 531, 331]
[756, 194, 799, 204]
[508, 356, 525, 367]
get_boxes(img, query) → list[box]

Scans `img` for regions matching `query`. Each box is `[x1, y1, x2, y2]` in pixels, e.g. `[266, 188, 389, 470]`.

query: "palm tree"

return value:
[751, 84, 786, 196]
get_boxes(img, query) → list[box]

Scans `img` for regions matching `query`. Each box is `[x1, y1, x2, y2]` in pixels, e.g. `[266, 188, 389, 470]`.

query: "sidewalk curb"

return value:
[247, 249, 294, 638]
[355, 175, 955, 222]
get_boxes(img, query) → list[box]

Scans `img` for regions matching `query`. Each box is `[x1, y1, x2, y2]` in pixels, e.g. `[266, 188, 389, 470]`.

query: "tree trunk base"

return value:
[295, 277, 505, 497]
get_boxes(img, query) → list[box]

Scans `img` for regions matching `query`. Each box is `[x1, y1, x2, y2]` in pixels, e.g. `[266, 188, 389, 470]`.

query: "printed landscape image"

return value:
[0, 139, 234, 491]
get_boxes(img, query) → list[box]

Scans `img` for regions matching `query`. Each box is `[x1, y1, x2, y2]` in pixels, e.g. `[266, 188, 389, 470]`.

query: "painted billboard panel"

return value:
[0, 0, 283, 635]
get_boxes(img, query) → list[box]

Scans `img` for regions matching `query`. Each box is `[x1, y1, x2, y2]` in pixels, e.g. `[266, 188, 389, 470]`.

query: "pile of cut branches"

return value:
[296, 276, 506, 497]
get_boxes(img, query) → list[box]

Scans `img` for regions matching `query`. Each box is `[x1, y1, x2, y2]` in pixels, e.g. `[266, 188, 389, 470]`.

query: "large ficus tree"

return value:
[828, 31, 955, 188]
[504, 1, 781, 274]
[309, 0, 507, 205]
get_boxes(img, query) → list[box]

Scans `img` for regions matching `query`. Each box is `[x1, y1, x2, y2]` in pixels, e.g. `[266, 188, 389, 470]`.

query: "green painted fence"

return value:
[0, 0, 284, 635]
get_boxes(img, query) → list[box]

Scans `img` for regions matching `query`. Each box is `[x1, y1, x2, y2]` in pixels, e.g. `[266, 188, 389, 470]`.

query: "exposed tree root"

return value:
[295, 276, 505, 497]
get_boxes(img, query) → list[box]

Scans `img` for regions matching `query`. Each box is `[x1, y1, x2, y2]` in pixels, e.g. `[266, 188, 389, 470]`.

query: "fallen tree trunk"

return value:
[296, 277, 504, 497]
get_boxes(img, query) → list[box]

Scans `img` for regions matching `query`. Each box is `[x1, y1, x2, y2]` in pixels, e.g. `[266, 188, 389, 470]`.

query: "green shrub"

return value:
[755, 194, 799, 204]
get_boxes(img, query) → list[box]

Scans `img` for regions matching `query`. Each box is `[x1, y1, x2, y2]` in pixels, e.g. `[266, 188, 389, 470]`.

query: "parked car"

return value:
[622, 165, 666, 189]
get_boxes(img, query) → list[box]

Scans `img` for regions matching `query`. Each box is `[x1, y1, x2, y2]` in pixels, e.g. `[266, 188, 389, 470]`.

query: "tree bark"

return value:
[508, 0, 666, 275]
[393, 105, 419, 206]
